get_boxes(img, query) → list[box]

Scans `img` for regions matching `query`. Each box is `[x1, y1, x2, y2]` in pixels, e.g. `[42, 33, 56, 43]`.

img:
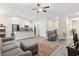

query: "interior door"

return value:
[17, 25, 19, 31]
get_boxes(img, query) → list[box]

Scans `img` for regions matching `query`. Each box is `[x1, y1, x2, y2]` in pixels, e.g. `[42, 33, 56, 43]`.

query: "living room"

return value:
[1, 3, 79, 56]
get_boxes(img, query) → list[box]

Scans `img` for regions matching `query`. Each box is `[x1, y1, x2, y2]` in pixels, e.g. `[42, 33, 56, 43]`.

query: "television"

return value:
[72, 29, 79, 49]
[72, 31, 78, 44]
[25, 25, 29, 28]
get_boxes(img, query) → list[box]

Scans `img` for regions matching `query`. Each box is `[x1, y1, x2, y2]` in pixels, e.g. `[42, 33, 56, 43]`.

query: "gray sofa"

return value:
[0, 37, 32, 56]
[0, 38, 2, 56]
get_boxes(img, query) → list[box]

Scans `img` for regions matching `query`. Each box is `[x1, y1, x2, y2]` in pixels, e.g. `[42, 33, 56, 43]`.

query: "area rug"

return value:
[36, 40, 60, 56]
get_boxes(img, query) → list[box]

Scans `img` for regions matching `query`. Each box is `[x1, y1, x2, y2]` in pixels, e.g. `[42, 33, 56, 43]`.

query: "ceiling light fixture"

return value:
[32, 3, 50, 13]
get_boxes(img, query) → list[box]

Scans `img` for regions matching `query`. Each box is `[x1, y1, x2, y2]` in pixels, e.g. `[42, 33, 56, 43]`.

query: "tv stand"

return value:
[67, 41, 79, 56]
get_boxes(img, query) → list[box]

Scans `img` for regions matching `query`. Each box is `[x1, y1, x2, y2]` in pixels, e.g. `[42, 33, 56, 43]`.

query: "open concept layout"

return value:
[0, 3, 79, 56]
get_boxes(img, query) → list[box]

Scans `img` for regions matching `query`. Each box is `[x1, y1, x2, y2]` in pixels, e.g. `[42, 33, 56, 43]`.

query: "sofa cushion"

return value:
[18, 51, 32, 56]
[2, 48, 23, 56]
[0, 38, 2, 56]
[2, 43, 19, 53]
[2, 41, 15, 46]
[2, 37, 14, 42]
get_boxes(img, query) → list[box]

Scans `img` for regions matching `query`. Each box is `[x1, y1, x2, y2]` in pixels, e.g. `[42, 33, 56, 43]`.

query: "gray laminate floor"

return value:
[16, 36, 72, 56]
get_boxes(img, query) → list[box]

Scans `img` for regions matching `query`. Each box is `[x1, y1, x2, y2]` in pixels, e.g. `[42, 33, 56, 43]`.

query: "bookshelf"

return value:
[0, 24, 5, 38]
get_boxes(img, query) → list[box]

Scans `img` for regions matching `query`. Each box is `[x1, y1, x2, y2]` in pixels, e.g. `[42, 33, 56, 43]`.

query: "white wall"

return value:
[0, 15, 71, 39]
[32, 16, 71, 40]
[66, 17, 79, 39]
[47, 18, 58, 31]
[58, 16, 68, 39]
[0, 16, 12, 37]
[0, 16, 33, 37]
[72, 19, 79, 38]
[39, 19, 47, 37]
[11, 17, 32, 28]
[33, 18, 58, 37]
[33, 19, 47, 37]
[0, 15, 68, 39]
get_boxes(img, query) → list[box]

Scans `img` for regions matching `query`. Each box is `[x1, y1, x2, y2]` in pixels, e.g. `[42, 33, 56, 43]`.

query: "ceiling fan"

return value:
[32, 3, 50, 13]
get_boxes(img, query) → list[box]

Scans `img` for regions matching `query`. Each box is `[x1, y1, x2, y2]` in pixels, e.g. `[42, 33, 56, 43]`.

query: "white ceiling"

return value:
[0, 3, 79, 20]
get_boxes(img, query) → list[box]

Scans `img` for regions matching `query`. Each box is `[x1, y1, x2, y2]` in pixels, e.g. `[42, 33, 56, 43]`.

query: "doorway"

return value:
[11, 24, 20, 38]
[72, 20, 79, 38]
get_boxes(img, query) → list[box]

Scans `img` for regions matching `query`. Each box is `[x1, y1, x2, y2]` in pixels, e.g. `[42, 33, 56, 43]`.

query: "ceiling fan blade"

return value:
[43, 6, 49, 9]
[43, 10, 47, 12]
[32, 8, 37, 10]
[37, 3, 40, 7]
[37, 11, 40, 13]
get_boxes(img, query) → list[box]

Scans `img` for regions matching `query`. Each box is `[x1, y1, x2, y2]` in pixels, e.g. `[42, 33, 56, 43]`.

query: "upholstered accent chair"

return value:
[46, 30, 58, 41]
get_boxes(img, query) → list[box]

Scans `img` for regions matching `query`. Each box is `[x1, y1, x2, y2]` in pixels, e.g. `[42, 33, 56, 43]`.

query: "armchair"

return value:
[46, 30, 58, 41]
